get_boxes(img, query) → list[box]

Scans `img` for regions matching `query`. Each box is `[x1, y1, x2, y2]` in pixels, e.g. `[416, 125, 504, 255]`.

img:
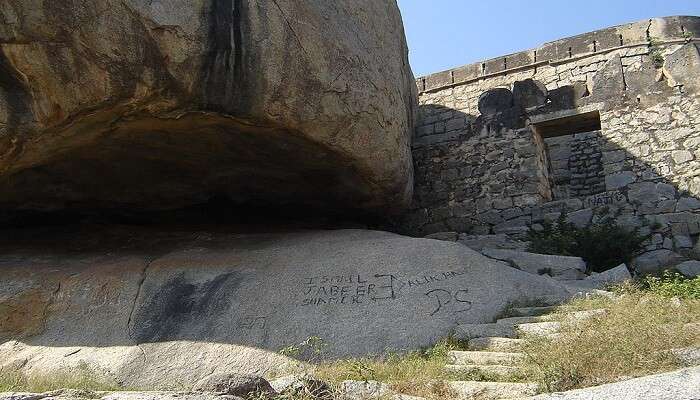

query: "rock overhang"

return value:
[0, 0, 417, 220]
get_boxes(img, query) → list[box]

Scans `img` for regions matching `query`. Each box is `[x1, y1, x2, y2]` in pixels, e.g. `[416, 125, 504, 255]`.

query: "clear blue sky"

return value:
[398, 0, 700, 77]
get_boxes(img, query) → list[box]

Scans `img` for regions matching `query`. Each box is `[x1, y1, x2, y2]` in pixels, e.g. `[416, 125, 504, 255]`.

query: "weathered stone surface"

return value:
[513, 79, 548, 109]
[478, 88, 514, 116]
[458, 234, 529, 251]
[527, 366, 700, 400]
[340, 381, 423, 400]
[268, 375, 332, 400]
[675, 260, 700, 278]
[566, 208, 593, 228]
[481, 249, 586, 280]
[448, 381, 538, 400]
[424, 232, 459, 242]
[605, 171, 636, 190]
[664, 43, 700, 93]
[0, 228, 570, 389]
[586, 263, 632, 285]
[192, 374, 273, 397]
[693, 240, 700, 261]
[0, 0, 415, 214]
[632, 249, 686, 275]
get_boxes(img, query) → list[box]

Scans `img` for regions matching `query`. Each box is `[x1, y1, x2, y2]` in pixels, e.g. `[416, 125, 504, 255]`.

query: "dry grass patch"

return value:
[0, 363, 120, 393]
[313, 338, 479, 399]
[519, 283, 700, 392]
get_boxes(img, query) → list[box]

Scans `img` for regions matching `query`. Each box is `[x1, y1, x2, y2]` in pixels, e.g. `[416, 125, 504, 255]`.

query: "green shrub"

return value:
[642, 271, 700, 299]
[527, 209, 647, 273]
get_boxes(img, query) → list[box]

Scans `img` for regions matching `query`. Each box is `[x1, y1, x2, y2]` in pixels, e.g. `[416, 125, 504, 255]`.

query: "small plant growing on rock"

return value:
[279, 336, 328, 361]
[648, 37, 666, 68]
[527, 208, 647, 272]
[642, 271, 700, 300]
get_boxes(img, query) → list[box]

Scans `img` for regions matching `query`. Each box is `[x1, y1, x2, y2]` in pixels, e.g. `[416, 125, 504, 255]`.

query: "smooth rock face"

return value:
[528, 366, 700, 400]
[0, 0, 415, 214]
[0, 228, 570, 389]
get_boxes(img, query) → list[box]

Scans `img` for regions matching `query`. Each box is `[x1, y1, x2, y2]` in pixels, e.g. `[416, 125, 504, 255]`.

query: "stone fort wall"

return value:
[399, 16, 700, 272]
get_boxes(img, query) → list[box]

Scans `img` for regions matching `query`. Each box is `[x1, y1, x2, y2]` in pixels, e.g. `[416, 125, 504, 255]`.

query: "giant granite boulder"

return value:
[0, 0, 415, 214]
[0, 228, 569, 389]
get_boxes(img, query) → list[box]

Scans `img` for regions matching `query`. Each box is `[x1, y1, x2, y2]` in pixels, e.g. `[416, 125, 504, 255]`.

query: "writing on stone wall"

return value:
[239, 316, 266, 330]
[425, 288, 472, 316]
[584, 190, 625, 208]
[300, 274, 396, 307]
[299, 270, 472, 317]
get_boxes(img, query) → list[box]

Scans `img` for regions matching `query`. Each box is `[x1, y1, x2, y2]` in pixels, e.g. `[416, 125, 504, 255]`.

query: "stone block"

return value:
[673, 235, 693, 249]
[605, 171, 636, 190]
[478, 88, 514, 116]
[567, 208, 593, 228]
[193, 373, 274, 397]
[458, 234, 529, 252]
[424, 232, 459, 242]
[586, 264, 632, 285]
[446, 117, 466, 131]
[676, 260, 700, 278]
[493, 217, 532, 234]
[672, 150, 694, 164]
[602, 150, 626, 164]
[481, 248, 587, 279]
[676, 197, 700, 212]
[513, 79, 548, 109]
[632, 249, 686, 275]
[493, 197, 514, 210]
[514, 194, 541, 207]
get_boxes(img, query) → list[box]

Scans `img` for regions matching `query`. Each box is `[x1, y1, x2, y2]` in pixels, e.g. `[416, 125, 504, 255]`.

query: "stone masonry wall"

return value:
[399, 16, 700, 273]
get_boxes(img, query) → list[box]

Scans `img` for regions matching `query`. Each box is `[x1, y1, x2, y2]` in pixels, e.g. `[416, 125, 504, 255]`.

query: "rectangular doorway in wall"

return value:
[533, 111, 605, 200]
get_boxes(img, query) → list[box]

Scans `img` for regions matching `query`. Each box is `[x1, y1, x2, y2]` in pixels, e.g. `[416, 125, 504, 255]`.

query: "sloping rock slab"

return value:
[481, 249, 586, 280]
[0, 228, 569, 389]
[527, 366, 700, 400]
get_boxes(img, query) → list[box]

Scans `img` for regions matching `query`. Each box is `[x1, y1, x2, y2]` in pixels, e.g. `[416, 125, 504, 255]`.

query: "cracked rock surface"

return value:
[0, 0, 416, 214]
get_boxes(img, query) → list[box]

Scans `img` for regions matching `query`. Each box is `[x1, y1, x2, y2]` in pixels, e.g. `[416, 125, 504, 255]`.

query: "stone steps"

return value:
[454, 323, 517, 340]
[496, 315, 551, 325]
[447, 381, 538, 400]
[443, 306, 607, 398]
[445, 363, 521, 378]
[448, 350, 524, 366]
[468, 337, 526, 352]
[509, 306, 559, 317]
[516, 321, 562, 336]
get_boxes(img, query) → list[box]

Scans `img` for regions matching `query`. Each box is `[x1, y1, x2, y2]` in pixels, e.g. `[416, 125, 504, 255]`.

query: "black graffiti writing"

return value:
[425, 288, 473, 316]
[585, 191, 625, 208]
[304, 274, 367, 285]
[301, 273, 390, 307]
[406, 270, 466, 288]
[239, 316, 266, 330]
[371, 274, 402, 300]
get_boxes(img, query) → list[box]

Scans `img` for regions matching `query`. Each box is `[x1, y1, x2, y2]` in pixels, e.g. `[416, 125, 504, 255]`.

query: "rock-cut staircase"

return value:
[442, 306, 605, 400]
